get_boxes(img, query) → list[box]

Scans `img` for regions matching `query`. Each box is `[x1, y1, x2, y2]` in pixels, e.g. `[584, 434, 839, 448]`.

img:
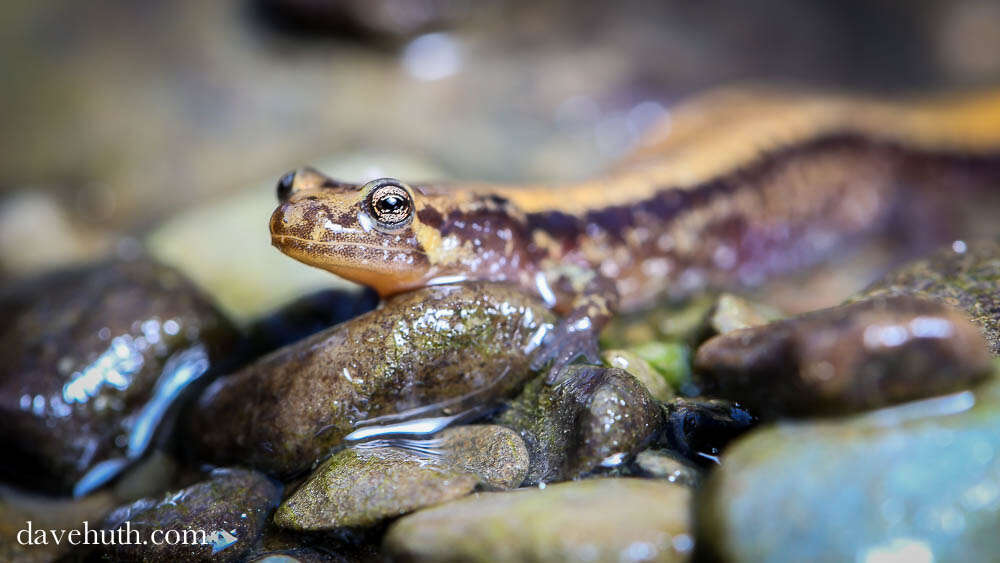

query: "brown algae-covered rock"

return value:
[384, 478, 693, 562]
[191, 282, 553, 475]
[0, 258, 238, 495]
[274, 425, 528, 531]
[99, 467, 281, 562]
[498, 366, 663, 484]
[695, 295, 993, 417]
[856, 238, 1000, 354]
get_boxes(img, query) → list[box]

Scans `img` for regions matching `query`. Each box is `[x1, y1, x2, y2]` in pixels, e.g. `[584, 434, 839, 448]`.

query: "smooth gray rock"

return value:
[700, 379, 1000, 562]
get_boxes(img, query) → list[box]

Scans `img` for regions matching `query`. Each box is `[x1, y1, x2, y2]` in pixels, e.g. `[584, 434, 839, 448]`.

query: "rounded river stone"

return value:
[699, 379, 1000, 562]
[0, 257, 238, 495]
[695, 295, 993, 417]
[384, 478, 693, 562]
[273, 425, 528, 530]
[191, 282, 553, 475]
[99, 467, 281, 562]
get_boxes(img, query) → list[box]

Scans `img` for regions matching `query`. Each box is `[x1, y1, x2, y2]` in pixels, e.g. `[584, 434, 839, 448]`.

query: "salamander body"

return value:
[270, 87, 1000, 376]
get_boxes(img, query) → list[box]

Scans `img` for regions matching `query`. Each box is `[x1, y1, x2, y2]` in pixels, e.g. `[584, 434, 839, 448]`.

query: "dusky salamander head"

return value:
[270, 167, 438, 296]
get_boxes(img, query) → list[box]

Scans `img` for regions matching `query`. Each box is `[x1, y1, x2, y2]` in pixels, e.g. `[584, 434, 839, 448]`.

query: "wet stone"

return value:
[274, 425, 528, 531]
[0, 257, 238, 495]
[191, 282, 553, 476]
[384, 478, 694, 562]
[706, 293, 783, 336]
[98, 467, 281, 563]
[602, 349, 674, 401]
[656, 397, 757, 468]
[498, 366, 664, 484]
[856, 238, 1000, 355]
[699, 380, 1000, 563]
[694, 294, 993, 418]
[633, 449, 702, 488]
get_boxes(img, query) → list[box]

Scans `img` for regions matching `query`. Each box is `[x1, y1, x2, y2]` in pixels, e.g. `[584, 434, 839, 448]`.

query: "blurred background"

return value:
[2, 0, 999, 322]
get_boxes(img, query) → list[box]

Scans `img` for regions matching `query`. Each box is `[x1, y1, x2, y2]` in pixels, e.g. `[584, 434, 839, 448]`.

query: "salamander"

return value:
[269, 86, 1000, 381]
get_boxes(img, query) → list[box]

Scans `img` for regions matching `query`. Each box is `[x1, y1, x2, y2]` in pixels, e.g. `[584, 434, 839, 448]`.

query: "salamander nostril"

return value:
[276, 171, 296, 201]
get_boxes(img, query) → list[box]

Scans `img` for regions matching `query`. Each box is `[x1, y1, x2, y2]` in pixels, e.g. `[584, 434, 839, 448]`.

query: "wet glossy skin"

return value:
[270, 87, 1000, 375]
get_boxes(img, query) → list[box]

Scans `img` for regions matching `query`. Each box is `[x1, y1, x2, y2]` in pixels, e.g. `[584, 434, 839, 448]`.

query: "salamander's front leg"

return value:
[530, 267, 620, 384]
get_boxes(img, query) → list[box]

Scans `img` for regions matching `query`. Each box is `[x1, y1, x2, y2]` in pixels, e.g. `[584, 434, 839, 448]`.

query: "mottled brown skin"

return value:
[270, 87, 1000, 378]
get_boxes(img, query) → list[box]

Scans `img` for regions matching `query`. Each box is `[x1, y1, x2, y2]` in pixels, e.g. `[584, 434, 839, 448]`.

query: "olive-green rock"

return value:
[273, 425, 528, 530]
[699, 379, 1000, 562]
[385, 478, 693, 562]
[498, 366, 663, 484]
[191, 282, 553, 475]
[856, 238, 1000, 355]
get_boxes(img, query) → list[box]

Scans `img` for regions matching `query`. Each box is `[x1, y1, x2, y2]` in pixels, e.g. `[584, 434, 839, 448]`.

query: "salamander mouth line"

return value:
[271, 234, 428, 256]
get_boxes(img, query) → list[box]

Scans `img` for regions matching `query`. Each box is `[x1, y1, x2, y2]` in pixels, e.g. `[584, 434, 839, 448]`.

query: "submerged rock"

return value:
[274, 425, 528, 531]
[384, 478, 694, 562]
[695, 295, 993, 418]
[0, 258, 238, 495]
[856, 238, 1000, 354]
[498, 366, 663, 484]
[99, 467, 281, 562]
[191, 282, 553, 476]
[699, 380, 1000, 562]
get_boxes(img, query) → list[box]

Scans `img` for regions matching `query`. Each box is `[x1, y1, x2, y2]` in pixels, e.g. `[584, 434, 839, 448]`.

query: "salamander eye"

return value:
[276, 170, 296, 202]
[364, 179, 414, 227]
